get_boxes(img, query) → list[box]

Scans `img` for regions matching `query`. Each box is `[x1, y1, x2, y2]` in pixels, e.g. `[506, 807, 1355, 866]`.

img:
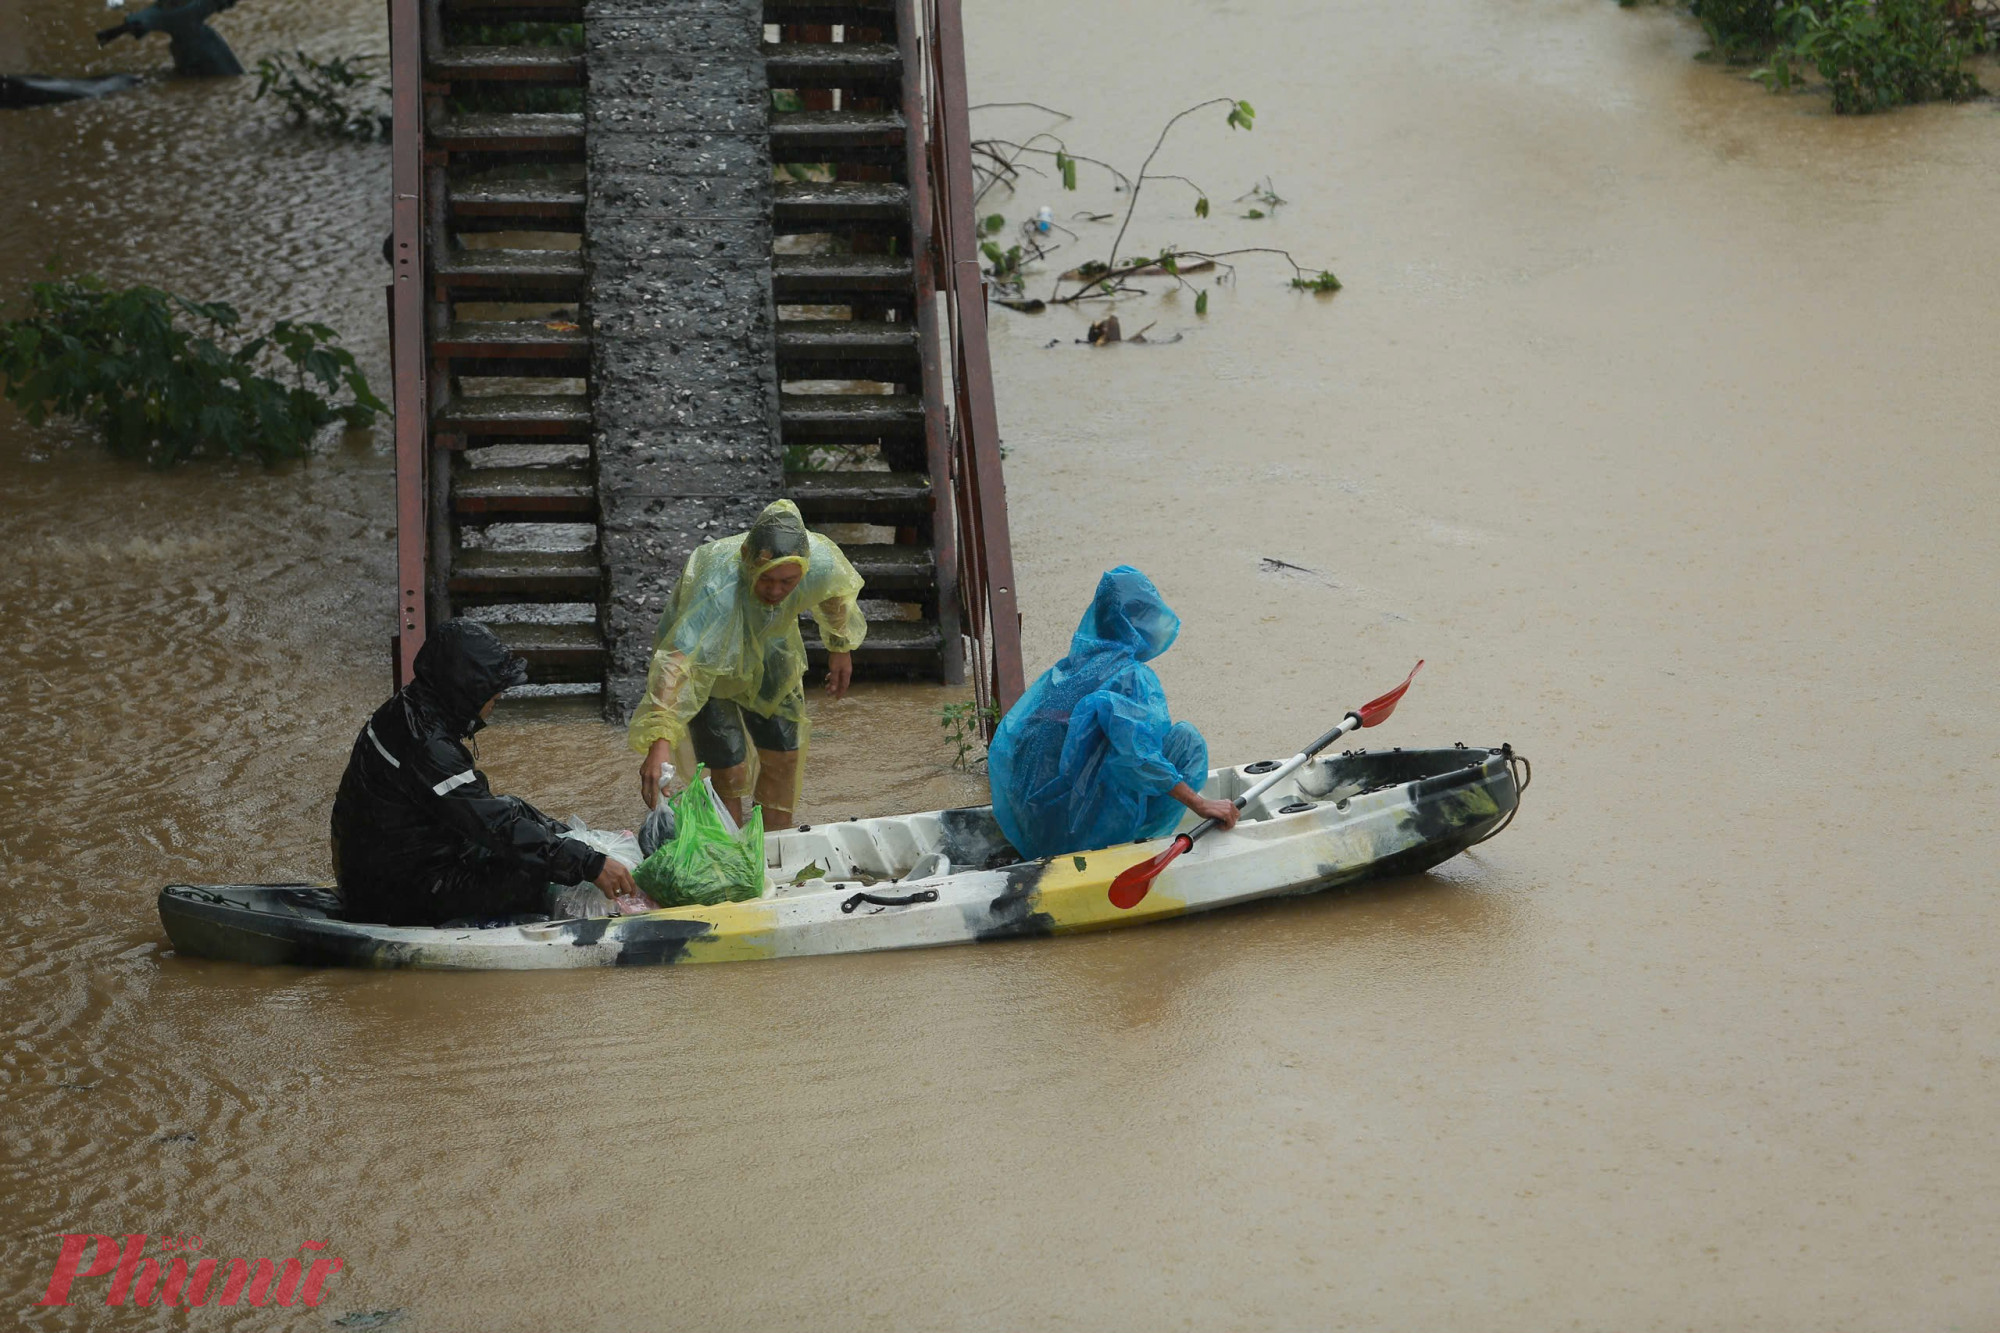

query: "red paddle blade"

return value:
[1108, 835, 1191, 910]
[1356, 659, 1423, 728]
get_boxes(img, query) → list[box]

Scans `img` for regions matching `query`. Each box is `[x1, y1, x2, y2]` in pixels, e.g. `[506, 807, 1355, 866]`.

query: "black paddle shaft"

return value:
[1182, 712, 1362, 847]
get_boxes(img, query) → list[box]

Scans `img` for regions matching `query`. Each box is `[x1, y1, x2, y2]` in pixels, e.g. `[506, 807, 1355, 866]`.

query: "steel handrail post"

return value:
[927, 0, 1025, 722]
[388, 0, 427, 686]
[898, 0, 963, 685]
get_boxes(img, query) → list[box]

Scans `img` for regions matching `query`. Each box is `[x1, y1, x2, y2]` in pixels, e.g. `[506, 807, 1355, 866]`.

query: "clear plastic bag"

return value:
[558, 822, 653, 916]
[638, 800, 678, 860]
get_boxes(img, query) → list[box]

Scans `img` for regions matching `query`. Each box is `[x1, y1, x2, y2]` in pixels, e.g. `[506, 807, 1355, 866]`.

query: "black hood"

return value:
[410, 619, 529, 736]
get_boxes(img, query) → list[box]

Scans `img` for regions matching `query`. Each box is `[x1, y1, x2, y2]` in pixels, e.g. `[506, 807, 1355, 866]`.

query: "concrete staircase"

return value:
[416, 0, 958, 712]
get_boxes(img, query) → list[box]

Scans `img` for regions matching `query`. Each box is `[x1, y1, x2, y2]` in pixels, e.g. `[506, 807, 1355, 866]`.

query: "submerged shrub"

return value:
[1764, 0, 1985, 112]
[0, 275, 386, 466]
[253, 52, 391, 141]
[1692, 0, 1785, 58]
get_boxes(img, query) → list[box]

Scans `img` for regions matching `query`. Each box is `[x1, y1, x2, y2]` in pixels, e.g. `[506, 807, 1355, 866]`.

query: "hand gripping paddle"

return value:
[1106, 661, 1423, 910]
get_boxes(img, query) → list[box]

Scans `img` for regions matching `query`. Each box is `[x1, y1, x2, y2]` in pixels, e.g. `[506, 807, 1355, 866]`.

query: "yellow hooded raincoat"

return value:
[626, 500, 866, 810]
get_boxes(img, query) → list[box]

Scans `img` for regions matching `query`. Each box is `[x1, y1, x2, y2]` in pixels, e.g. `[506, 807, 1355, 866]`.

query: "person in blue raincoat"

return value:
[987, 567, 1239, 860]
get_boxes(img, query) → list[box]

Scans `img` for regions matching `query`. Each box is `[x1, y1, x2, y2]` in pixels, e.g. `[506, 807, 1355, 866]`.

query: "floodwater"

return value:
[3, 0, 1998, 1326]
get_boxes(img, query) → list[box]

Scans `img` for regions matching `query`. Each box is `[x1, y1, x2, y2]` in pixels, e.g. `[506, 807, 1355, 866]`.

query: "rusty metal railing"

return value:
[907, 0, 1026, 727]
[387, 0, 428, 688]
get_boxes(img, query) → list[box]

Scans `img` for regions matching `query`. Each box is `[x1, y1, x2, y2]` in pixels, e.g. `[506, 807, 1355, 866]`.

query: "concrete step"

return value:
[492, 693, 608, 723]
[772, 180, 909, 234]
[786, 468, 931, 522]
[763, 42, 901, 92]
[843, 542, 937, 597]
[449, 177, 585, 229]
[770, 109, 906, 162]
[781, 393, 925, 445]
[776, 319, 919, 380]
[765, 0, 897, 27]
[802, 616, 943, 672]
[431, 111, 585, 156]
[428, 45, 584, 85]
[450, 548, 601, 604]
[433, 247, 584, 300]
[439, 0, 582, 24]
[772, 253, 913, 305]
[486, 620, 607, 685]
[435, 319, 589, 376]
[434, 392, 590, 443]
[443, 0, 895, 20]
[452, 464, 597, 521]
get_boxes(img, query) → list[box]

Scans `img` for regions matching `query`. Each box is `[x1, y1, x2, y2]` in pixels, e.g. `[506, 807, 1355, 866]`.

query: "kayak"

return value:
[158, 745, 1526, 970]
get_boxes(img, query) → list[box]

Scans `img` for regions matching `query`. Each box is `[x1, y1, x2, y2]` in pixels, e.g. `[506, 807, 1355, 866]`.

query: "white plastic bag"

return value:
[556, 822, 653, 916]
[566, 824, 643, 870]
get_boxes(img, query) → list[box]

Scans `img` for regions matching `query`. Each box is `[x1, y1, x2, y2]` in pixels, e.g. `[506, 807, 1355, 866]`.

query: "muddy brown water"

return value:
[4, 0, 1999, 1327]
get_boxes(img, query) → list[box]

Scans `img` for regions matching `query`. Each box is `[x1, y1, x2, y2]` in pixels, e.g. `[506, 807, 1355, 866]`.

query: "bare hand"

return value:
[640, 740, 677, 810]
[1196, 797, 1240, 830]
[825, 651, 853, 700]
[593, 857, 638, 900]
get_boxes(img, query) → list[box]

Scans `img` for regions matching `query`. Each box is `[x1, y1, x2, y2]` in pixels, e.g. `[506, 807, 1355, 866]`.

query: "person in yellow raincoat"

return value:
[628, 499, 867, 831]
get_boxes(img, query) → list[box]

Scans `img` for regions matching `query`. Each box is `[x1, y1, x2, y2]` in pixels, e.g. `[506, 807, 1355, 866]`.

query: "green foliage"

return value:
[0, 274, 385, 466]
[940, 700, 1001, 771]
[1757, 0, 1983, 112]
[981, 240, 1025, 285]
[1055, 150, 1079, 191]
[1290, 270, 1343, 293]
[1194, 288, 1209, 316]
[1194, 196, 1210, 218]
[982, 213, 1008, 235]
[771, 88, 805, 112]
[253, 52, 391, 142]
[1225, 99, 1256, 131]
[1237, 177, 1287, 218]
[1692, 0, 1784, 59]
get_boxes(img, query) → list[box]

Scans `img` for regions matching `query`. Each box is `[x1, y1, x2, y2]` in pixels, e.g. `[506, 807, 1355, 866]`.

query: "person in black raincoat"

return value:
[331, 619, 637, 926]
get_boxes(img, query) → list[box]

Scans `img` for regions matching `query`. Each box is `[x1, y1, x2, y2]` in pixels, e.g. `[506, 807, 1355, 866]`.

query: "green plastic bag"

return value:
[633, 765, 768, 908]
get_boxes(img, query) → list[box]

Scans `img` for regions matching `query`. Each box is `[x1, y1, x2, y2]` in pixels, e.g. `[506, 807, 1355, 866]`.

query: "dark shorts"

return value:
[687, 696, 800, 769]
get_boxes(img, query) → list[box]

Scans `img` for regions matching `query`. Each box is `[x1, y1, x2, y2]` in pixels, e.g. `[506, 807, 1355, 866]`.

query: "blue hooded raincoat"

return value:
[988, 567, 1209, 859]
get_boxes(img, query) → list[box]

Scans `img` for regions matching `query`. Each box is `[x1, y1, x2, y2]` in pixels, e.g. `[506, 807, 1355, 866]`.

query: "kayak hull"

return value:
[158, 745, 1524, 970]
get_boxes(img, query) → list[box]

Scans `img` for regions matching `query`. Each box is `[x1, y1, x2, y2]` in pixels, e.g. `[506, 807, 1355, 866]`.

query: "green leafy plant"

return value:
[981, 240, 1026, 286]
[1692, 0, 1785, 59]
[0, 274, 386, 466]
[1757, 0, 1983, 111]
[969, 101, 1339, 313]
[940, 700, 1000, 771]
[1236, 177, 1288, 219]
[253, 52, 391, 141]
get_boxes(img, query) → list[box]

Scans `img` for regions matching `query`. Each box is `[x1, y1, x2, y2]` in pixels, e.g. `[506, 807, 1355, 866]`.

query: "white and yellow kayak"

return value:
[157, 745, 1526, 970]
